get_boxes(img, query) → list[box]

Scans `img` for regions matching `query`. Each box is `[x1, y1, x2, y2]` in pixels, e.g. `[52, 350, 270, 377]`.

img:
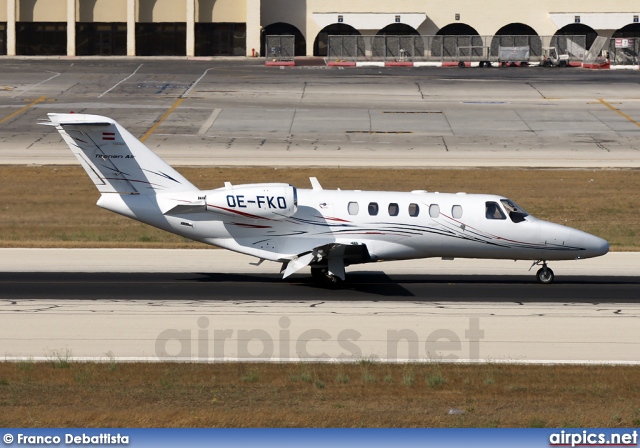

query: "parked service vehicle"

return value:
[541, 47, 569, 67]
[498, 46, 530, 67]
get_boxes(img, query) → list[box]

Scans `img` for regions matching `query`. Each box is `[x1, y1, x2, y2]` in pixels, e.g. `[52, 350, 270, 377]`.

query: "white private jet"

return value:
[45, 113, 609, 284]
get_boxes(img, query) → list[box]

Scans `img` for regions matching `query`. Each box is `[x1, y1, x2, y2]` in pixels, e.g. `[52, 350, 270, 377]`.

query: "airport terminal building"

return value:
[0, 0, 638, 57]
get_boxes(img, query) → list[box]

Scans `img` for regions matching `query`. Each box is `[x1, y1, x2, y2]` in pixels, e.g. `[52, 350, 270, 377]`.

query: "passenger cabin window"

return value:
[348, 202, 359, 215]
[485, 202, 506, 220]
[429, 204, 440, 218]
[500, 199, 528, 223]
[388, 203, 399, 216]
[368, 202, 379, 216]
[408, 203, 419, 217]
[452, 205, 463, 219]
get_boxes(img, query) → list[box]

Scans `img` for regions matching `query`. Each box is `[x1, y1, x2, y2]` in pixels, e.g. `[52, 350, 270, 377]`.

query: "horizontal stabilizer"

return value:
[162, 204, 208, 215]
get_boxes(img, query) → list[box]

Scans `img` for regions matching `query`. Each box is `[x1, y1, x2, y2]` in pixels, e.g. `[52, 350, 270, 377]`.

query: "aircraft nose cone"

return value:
[577, 233, 609, 259]
[590, 235, 609, 257]
[540, 222, 609, 259]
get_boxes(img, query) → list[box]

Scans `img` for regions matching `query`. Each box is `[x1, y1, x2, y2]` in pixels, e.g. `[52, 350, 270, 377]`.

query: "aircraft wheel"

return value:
[536, 267, 555, 284]
[311, 267, 344, 286]
[311, 267, 327, 283]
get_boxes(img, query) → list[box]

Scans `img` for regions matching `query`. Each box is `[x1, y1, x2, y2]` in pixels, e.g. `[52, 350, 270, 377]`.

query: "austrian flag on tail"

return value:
[102, 132, 115, 140]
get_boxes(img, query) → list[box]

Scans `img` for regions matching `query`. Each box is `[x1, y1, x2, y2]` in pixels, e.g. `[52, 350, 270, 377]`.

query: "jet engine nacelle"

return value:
[205, 183, 298, 220]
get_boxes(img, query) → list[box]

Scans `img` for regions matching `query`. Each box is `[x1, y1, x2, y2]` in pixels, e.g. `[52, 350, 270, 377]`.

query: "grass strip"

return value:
[1, 361, 639, 427]
[1, 166, 637, 250]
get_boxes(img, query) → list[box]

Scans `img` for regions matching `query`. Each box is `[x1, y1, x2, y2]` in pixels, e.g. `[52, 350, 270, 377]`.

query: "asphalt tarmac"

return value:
[2, 271, 639, 302]
[3, 251, 638, 362]
[1, 59, 639, 167]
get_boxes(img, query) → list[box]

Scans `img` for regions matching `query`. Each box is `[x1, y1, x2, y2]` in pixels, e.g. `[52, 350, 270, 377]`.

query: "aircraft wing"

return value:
[282, 242, 370, 280]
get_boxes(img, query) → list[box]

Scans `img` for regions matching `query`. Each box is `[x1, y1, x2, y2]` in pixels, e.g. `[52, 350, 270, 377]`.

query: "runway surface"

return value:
[2, 271, 640, 302]
[1, 249, 639, 364]
[2, 249, 638, 301]
[1, 60, 639, 168]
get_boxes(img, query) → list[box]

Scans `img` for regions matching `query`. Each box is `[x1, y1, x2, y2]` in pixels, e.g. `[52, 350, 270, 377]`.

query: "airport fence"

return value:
[327, 35, 587, 64]
[608, 37, 640, 65]
[266, 34, 637, 66]
[265, 35, 295, 62]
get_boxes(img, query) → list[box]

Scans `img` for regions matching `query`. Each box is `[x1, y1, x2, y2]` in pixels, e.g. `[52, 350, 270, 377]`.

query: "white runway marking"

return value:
[198, 108, 222, 135]
[98, 64, 143, 98]
[12, 71, 60, 98]
[182, 67, 213, 98]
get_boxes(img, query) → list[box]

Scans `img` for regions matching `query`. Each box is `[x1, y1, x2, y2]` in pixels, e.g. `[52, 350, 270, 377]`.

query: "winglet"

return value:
[309, 177, 323, 191]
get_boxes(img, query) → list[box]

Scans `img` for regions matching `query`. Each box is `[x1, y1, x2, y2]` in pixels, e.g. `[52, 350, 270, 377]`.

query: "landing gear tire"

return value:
[536, 267, 555, 284]
[311, 267, 326, 282]
[311, 267, 342, 286]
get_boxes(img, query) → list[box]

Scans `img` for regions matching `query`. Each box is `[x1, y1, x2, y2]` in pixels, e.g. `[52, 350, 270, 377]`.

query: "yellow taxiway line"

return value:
[0, 96, 47, 125]
[140, 97, 184, 142]
[598, 98, 640, 128]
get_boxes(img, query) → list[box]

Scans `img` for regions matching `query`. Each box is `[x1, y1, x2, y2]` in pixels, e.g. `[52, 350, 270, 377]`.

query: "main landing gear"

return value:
[311, 267, 343, 285]
[530, 260, 555, 284]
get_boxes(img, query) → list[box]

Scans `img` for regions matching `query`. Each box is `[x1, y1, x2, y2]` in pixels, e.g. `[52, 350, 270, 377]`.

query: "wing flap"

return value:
[281, 242, 370, 279]
[283, 252, 315, 278]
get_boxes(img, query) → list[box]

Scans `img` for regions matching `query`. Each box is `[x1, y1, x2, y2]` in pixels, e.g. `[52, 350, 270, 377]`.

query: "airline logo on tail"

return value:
[43, 113, 197, 195]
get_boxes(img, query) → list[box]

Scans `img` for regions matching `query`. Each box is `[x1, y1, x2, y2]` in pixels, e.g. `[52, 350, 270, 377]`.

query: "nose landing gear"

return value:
[530, 260, 555, 284]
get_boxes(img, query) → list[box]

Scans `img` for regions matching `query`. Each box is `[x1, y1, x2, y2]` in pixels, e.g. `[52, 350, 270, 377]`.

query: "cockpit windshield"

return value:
[500, 199, 528, 223]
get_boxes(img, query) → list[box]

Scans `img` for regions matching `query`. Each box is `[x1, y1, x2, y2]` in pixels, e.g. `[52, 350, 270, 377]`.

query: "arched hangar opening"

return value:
[376, 23, 420, 36]
[314, 23, 360, 56]
[262, 22, 306, 56]
[555, 23, 597, 53]
[613, 23, 640, 38]
[375, 23, 421, 59]
[491, 22, 542, 59]
[435, 23, 481, 62]
[436, 23, 479, 36]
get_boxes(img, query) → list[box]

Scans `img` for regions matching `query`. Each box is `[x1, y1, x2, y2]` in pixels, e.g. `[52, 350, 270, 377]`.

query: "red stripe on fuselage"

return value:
[208, 205, 272, 221]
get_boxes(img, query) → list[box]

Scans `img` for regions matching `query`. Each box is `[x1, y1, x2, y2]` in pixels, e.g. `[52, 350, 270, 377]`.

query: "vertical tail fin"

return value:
[45, 113, 197, 195]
